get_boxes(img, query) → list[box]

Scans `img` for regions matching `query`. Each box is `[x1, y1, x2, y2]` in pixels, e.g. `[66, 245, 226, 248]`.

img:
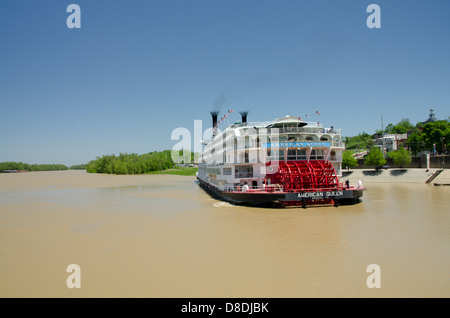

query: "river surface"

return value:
[0, 170, 448, 297]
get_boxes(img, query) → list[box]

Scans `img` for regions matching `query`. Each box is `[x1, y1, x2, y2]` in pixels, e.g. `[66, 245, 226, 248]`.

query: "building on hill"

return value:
[421, 108, 439, 125]
[374, 133, 408, 153]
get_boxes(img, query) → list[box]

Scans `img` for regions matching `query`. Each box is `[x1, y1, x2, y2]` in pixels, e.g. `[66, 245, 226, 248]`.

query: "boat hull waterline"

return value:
[197, 177, 365, 207]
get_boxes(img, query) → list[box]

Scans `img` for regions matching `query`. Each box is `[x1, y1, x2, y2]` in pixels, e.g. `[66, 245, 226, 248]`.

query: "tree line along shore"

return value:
[0, 162, 85, 172]
[85, 150, 197, 175]
[0, 151, 198, 176]
[1, 117, 448, 176]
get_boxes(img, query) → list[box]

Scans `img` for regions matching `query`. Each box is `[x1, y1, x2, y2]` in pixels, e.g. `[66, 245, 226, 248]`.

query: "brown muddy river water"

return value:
[0, 170, 448, 297]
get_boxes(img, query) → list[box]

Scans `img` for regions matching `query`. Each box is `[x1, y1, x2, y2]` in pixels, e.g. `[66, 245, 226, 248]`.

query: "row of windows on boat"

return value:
[203, 149, 337, 165]
[211, 140, 343, 153]
[213, 134, 340, 145]
[207, 140, 343, 153]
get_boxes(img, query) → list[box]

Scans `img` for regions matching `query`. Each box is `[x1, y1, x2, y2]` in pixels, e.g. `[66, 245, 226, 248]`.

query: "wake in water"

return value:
[212, 202, 236, 208]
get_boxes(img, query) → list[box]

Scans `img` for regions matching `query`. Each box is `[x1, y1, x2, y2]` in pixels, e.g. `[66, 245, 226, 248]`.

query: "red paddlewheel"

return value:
[266, 160, 340, 192]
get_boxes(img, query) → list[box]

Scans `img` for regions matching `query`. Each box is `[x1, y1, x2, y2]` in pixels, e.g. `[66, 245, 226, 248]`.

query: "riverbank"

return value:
[433, 169, 450, 186]
[148, 167, 198, 176]
[0, 170, 194, 192]
[343, 168, 450, 185]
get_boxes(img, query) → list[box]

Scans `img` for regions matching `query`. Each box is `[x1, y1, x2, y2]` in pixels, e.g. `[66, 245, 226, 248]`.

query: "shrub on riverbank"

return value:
[342, 150, 358, 171]
[364, 148, 386, 170]
[0, 162, 67, 172]
[391, 148, 412, 169]
[86, 151, 177, 175]
[69, 164, 87, 170]
[149, 167, 198, 176]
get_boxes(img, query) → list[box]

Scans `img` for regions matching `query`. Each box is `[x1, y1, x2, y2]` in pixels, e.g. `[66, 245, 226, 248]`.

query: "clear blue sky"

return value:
[1, 0, 449, 166]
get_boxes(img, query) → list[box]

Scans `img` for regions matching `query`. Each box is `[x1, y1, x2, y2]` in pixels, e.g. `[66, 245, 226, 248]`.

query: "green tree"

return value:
[342, 151, 358, 172]
[392, 118, 415, 134]
[0, 162, 67, 172]
[366, 138, 374, 150]
[384, 123, 394, 134]
[360, 132, 370, 139]
[85, 150, 176, 175]
[406, 132, 424, 156]
[364, 147, 386, 170]
[422, 121, 450, 153]
[391, 148, 412, 169]
[416, 121, 424, 129]
[70, 164, 87, 170]
[116, 162, 128, 175]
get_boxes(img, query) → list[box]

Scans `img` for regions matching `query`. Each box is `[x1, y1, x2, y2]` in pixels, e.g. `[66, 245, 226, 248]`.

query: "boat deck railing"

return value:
[225, 182, 364, 193]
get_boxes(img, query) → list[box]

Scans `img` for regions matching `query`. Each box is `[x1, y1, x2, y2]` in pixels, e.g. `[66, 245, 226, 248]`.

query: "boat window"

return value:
[235, 165, 253, 178]
[310, 149, 324, 160]
[298, 149, 307, 160]
[316, 149, 324, 160]
[244, 136, 250, 149]
[287, 149, 296, 160]
[330, 150, 336, 161]
[206, 167, 220, 175]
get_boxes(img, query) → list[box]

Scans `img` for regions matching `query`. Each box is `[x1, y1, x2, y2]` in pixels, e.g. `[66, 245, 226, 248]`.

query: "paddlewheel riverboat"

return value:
[197, 111, 365, 207]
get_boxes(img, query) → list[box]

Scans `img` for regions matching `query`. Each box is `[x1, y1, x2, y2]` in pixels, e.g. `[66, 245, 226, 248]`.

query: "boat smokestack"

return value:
[239, 111, 249, 123]
[210, 111, 219, 136]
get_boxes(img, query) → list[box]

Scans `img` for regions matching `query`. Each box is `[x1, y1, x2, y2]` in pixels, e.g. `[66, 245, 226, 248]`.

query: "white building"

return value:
[375, 133, 408, 152]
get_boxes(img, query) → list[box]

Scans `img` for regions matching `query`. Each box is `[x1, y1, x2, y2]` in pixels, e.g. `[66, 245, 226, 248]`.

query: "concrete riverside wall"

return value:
[354, 155, 450, 169]
[341, 168, 446, 184]
[432, 169, 450, 185]
[429, 156, 450, 169]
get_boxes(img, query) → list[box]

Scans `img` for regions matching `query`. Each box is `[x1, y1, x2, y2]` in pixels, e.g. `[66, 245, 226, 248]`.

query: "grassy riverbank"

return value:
[149, 167, 198, 176]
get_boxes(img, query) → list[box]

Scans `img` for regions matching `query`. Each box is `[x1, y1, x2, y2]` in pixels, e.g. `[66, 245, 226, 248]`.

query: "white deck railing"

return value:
[225, 185, 284, 192]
